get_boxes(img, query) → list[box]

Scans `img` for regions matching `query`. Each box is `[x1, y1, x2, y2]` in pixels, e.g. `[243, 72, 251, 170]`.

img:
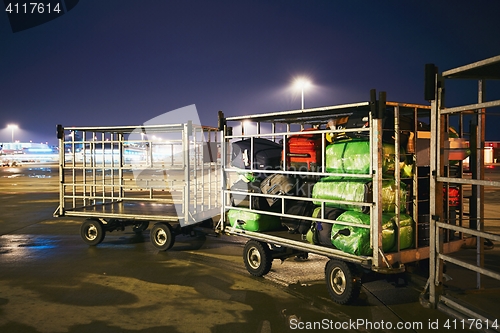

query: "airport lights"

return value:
[293, 77, 311, 109]
[7, 124, 18, 143]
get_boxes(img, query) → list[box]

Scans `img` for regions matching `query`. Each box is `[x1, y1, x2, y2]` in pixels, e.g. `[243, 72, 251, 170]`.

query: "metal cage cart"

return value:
[425, 55, 500, 323]
[54, 122, 221, 250]
[217, 91, 465, 304]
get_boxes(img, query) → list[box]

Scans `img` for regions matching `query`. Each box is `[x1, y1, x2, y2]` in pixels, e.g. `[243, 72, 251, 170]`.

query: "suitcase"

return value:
[227, 209, 282, 232]
[325, 139, 402, 176]
[294, 179, 317, 198]
[332, 211, 372, 255]
[306, 207, 345, 247]
[312, 179, 372, 214]
[280, 200, 315, 234]
[312, 178, 408, 213]
[283, 128, 322, 172]
[444, 186, 460, 207]
[332, 211, 398, 255]
[383, 213, 414, 251]
[417, 166, 430, 215]
[229, 179, 270, 210]
[231, 138, 282, 171]
[260, 174, 298, 207]
[331, 211, 414, 255]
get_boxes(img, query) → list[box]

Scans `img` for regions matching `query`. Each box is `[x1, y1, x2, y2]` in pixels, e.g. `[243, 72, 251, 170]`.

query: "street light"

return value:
[293, 77, 311, 109]
[7, 124, 18, 143]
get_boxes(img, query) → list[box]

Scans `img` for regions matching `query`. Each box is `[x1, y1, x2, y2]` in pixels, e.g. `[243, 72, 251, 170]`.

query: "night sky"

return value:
[2, 0, 500, 145]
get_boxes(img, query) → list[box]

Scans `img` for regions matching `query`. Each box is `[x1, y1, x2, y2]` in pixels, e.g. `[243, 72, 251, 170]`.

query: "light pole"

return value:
[294, 78, 311, 109]
[7, 124, 18, 143]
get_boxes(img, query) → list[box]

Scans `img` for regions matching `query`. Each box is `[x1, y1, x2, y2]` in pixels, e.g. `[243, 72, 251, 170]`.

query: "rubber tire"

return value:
[325, 259, 361, 305]
[150, 222, 175, 251]
[80, 219, 106, 246]
[132, 221, 150, 233]
[243, 240, 273, 277]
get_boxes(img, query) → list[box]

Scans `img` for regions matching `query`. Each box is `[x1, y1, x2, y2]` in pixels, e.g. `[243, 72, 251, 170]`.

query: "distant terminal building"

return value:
[1, 141, 55, 153]
[0, 142, 58, 164]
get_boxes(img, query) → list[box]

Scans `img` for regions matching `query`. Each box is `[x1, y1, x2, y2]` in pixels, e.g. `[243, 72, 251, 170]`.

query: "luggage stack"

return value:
[307, 137, 415, 253]
[227, 134, 416, 251]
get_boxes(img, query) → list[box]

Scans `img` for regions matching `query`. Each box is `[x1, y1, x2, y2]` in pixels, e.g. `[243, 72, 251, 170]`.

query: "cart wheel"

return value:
[132, 221, 150, 233]
[80, 219, 106, 246]
[243, 240, 273, 277]
[150, 222, 175, 251]
[325, 259, 361, 305]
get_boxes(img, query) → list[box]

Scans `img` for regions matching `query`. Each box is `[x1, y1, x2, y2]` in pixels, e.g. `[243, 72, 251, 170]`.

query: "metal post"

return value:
[82, 131, 87, 207]
[301, 88, 305, 110]
[370, 92, 385, 270]
[58, 126, 65, 216]
[219, 125, 227, 231]
[183, 121, 192, 225]
[119, 132, 124, 200]
[371, 114, 382, 269]
[394, 105, 401, 250]
[429, 70, 445, 307]
[475, 80, 486, 289]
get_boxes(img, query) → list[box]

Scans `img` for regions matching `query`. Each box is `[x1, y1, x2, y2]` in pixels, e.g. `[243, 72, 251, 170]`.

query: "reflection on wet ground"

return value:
[0, 230, 455, 333]
[0, 165, 54, 178]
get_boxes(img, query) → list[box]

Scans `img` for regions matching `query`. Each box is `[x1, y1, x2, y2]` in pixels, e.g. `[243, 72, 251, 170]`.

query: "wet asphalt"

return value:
[0, 164, 481, 333]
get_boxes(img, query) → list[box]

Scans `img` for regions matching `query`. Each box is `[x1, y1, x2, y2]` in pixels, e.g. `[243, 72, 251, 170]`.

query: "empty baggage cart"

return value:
[54, 122, 221, 249]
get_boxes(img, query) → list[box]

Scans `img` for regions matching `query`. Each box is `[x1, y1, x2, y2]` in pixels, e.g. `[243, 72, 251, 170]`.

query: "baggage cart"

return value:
[54, 122, 221, 249]
[216, 91, 465, 304]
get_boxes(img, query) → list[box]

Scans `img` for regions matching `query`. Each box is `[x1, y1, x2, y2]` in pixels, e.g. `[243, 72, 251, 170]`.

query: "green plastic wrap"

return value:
[331, 211, 396, 256]
[312, 178, 407, 213]
[383, 213, 415, 251]
[329, 211, 414, 255]
[380, 181, 408, 213]
[227, 209, 282, 232]
[331, 211, 370, 255]
[325, 139, 413, 178]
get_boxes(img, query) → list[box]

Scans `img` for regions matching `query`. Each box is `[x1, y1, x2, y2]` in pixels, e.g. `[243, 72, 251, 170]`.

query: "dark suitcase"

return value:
[294, 179, 317, 198]
[307, 207, 345, 247]
[260, 174, 298, 207]
[230, 179, 270, 210]
[231, 138, 282, 171]
[280, 200, 315, 234]
[283, 128, 322, 172]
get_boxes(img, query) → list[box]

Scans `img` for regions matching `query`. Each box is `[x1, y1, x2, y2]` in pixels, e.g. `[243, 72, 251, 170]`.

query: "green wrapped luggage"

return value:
[227, 209, 282, 232]
[312, 178, 407, 213]
[325, 211, 415, 255]
[383, 213, 414, 251]
[325, 139, 413, 177]
[331, 211, 396, 256]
